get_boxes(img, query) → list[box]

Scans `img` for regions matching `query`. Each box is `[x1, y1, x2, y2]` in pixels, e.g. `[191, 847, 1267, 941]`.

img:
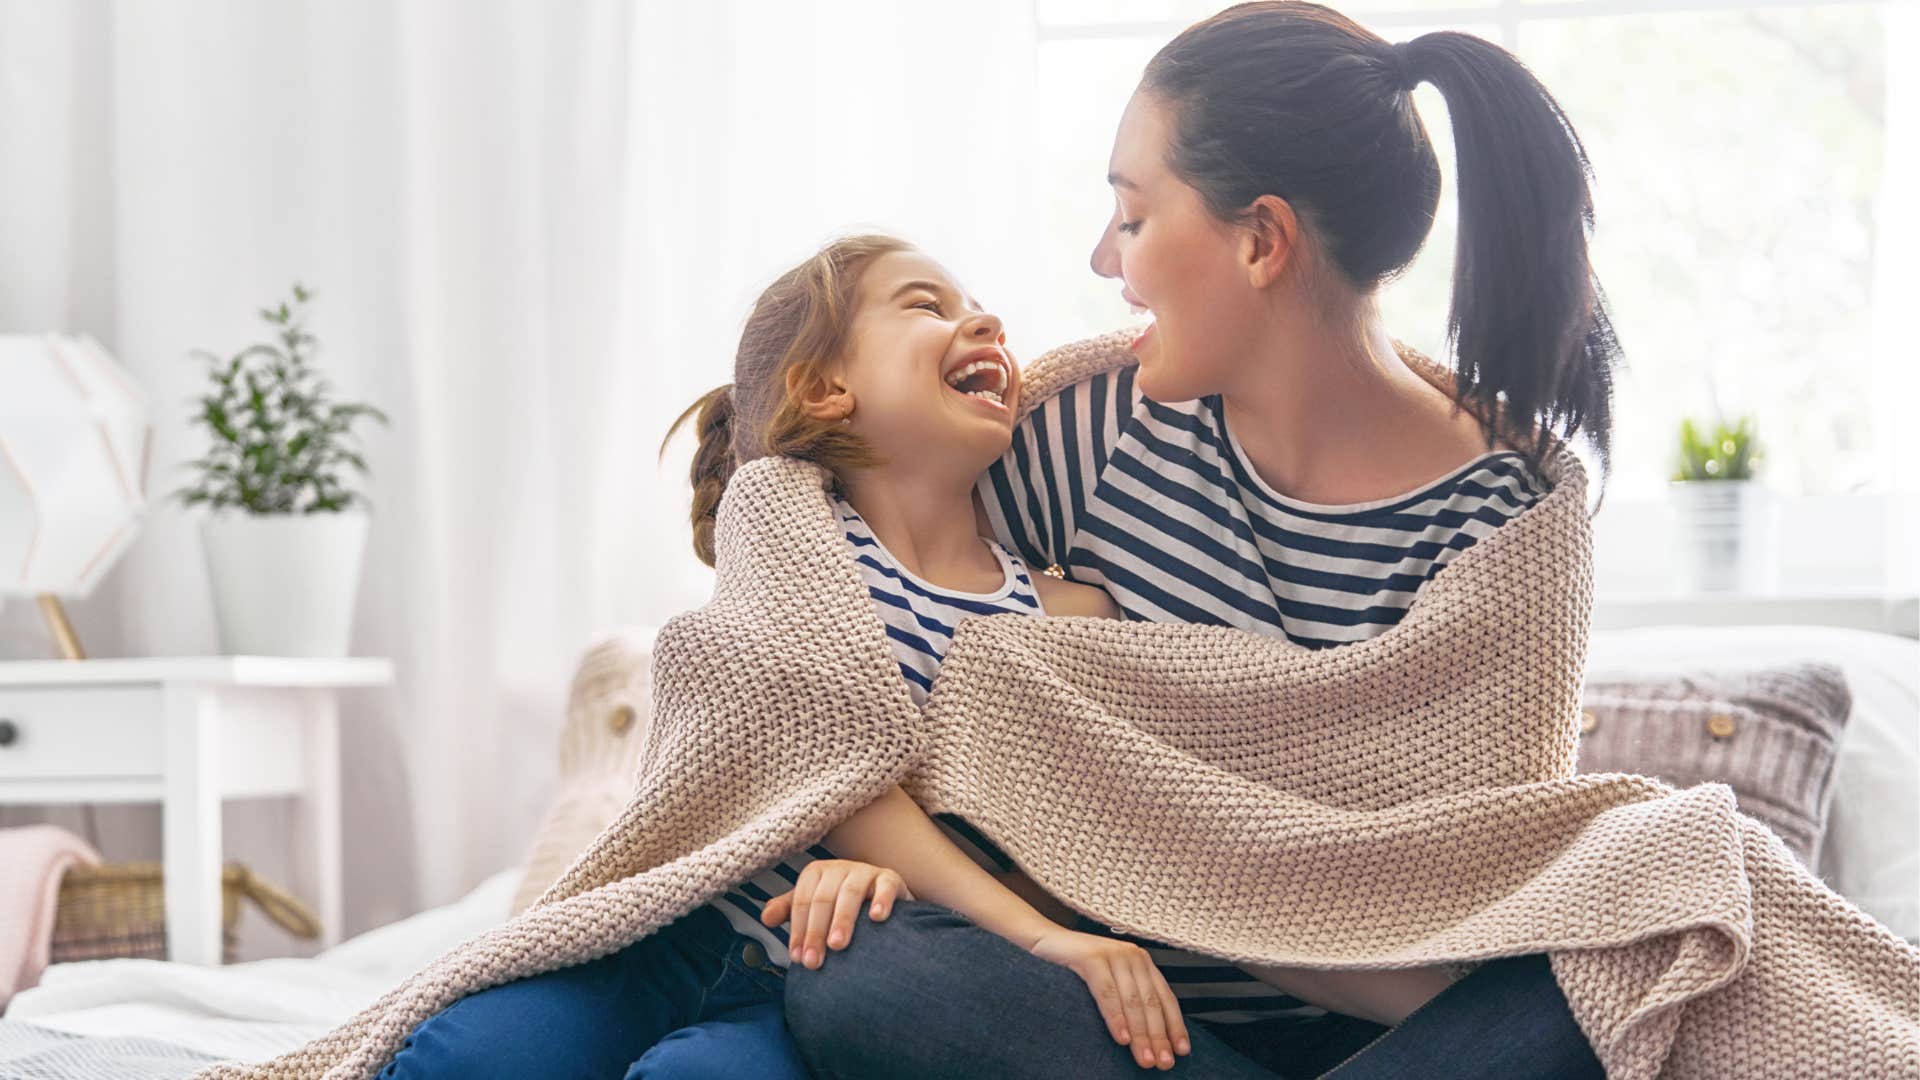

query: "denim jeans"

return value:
[784, 900, 1604, 1080]
[377, 903, 808, 1080]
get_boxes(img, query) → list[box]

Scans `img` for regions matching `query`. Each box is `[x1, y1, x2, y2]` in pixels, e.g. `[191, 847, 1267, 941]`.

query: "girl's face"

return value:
[815, 249, 1021, 477]
[1090, 90, 1267, 404]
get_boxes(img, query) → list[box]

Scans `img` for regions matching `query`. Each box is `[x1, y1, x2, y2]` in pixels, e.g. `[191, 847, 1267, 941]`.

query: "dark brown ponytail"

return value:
[1143, 2, 1620, 506]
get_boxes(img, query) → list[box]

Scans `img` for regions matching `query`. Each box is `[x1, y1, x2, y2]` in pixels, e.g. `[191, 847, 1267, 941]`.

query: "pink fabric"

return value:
[0, 824, 101, 1013]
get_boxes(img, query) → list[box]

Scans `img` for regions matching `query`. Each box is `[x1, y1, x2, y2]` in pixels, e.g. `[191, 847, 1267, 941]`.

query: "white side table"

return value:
[0, 656, 394, 965]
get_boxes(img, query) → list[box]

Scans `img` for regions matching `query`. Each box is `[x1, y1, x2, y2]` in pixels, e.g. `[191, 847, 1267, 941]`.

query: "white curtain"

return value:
[0, 0, 1042, 958]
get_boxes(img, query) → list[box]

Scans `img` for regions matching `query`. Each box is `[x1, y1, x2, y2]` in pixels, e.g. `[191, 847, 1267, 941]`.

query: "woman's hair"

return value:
[1142, 1, 1620, 504]
[659, 234, 907, 567]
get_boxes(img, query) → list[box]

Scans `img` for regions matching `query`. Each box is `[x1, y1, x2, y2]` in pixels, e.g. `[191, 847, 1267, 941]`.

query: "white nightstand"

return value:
[0, 656, 394, 965]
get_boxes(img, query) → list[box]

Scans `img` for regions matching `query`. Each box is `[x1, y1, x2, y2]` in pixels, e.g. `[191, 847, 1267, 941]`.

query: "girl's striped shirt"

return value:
[974, 362, 1551, 1023]
[705, 489, 1045, 967]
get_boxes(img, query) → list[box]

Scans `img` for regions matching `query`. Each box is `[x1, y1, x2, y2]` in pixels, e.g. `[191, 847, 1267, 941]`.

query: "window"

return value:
[1029, 0, 1907, 501]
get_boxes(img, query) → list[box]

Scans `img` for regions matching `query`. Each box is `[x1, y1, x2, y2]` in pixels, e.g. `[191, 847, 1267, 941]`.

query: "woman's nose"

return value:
[1089, 213, 1121, 279]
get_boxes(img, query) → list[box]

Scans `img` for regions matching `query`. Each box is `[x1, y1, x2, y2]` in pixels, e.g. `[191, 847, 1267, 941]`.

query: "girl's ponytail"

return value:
[1401, 30, 1619, 496]
[661, 384, 737, 568]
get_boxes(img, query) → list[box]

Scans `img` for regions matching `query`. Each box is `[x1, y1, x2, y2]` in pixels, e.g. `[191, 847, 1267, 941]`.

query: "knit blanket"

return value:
[197, 333, 1920, 1080]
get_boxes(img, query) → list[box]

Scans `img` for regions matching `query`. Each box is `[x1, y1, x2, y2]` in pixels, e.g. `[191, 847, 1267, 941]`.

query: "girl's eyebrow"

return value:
[888, 279, 950, 302]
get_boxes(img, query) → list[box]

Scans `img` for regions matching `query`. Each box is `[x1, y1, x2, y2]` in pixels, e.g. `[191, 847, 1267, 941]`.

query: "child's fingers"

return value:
[870, 872, 904, 920]
[1146, 963, 1190, 1057]
[1125, 955, 1175, 1070]
[761, 890, 792, 927]
[826, 871, 870, 950]
[787, 872, 817, 959]
[1108, 957, 1162, 1070]
[799, 866, 847, 968]
[1084, 958, 1131, 1048]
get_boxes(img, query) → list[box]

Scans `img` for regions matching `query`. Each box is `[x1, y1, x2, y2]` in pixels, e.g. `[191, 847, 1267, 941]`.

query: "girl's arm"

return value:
[815, 784, 1063, 953]
[765, 785, 1193, 1069]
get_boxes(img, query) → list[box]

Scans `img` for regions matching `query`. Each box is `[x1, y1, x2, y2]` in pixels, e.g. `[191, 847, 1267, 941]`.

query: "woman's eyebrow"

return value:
[1107, 171, 1140, 191]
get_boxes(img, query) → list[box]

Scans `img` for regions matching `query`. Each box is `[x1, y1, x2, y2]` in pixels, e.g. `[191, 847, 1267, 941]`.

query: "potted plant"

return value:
[172, 284, 388, 656]
[1668, 414, 1767, 593]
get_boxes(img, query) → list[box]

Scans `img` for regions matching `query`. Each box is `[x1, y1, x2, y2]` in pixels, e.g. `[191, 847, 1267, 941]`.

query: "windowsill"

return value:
[1591, 490, 1918, 637]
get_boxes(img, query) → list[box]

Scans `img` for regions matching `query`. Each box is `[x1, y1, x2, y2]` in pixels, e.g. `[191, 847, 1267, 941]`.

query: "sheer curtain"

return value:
[0, 0, 1042, 957]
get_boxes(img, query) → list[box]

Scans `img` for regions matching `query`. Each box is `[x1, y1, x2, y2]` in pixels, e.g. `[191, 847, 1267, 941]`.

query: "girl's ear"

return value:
[1240, 194, 1301, 290]
[786, 364, 856, 423]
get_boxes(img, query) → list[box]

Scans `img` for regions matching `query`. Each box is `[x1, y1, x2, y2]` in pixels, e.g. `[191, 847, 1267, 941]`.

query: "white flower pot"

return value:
[199, 511, 370, 656]
[1668, 479, 1768, 593]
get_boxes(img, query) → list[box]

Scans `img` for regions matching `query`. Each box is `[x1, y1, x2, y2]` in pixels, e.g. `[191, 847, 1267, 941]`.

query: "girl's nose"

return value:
[964, 312, 1003, 341]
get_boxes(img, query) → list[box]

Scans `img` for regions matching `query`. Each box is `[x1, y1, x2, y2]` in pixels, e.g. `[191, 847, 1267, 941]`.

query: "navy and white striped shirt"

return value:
[705, 491, 1046, 967]
[976, 363, 1551, 1023]
[980, 364, 1548, 646]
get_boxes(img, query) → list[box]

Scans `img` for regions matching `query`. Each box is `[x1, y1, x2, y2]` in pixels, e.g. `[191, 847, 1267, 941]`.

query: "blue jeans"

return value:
[377, 903, 808, 1080]
[784, 900, 1604, 1080]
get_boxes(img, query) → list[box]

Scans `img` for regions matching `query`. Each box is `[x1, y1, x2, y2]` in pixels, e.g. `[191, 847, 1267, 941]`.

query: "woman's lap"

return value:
[783, 899, 1603, 1080]
[784, 899, 1280, 1078]
[377, 904, 807, 1080]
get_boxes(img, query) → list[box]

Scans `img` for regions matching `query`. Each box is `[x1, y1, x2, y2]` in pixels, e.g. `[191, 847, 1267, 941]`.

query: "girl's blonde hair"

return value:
[660, 234, 910, 567]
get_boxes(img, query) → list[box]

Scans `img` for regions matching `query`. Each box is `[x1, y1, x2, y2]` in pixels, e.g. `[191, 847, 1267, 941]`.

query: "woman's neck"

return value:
[837, 470, 1001, 590]
[1220, 297, 1491, 506]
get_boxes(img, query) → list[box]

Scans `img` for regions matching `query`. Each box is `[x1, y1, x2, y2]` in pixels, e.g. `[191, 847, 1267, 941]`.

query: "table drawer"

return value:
[0, 687, 163, 779]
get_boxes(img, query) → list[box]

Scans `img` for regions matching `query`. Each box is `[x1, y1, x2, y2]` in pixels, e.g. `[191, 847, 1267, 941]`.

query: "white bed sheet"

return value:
[2, 867, 521, 1066]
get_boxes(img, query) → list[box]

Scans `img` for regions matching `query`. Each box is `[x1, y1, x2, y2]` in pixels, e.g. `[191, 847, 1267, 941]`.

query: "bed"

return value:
[2, 623, 1913, 1079]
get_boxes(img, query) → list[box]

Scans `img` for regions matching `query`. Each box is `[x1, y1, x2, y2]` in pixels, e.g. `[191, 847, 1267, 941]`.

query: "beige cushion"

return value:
[1576, 661, 1851, 867]
[509, 626, 657, 915]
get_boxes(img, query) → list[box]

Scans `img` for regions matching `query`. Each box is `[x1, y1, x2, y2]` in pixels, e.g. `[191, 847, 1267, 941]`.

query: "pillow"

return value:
[1576, 661, 1850, 868]
[509, 626, 657, 915]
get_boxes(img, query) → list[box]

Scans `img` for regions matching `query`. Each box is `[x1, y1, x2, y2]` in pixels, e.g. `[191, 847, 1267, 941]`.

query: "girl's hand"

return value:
[1028, 928, 1191, 1071]
[760, 859, 914, 970]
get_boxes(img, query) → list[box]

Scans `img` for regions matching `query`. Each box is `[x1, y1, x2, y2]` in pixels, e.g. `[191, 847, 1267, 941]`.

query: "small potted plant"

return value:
[173, 284, 388, 656]
[1668, 414, 1766, 593]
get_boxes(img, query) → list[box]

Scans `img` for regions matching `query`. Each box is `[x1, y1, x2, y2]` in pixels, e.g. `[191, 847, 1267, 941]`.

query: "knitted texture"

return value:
[194, 332, 1920, 1080]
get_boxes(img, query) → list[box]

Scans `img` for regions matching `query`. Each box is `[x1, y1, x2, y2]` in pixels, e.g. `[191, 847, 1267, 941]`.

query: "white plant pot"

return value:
[199, 511, 370, 657]
[1668, 479, 1768, 593]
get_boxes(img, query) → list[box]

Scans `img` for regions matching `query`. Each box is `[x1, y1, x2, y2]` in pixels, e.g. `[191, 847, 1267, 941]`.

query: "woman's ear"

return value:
[1240, 194, 1300, 290]
[786, 364, 856, 423]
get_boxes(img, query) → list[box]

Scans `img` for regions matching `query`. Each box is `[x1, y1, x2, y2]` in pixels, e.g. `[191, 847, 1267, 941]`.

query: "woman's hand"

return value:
[760, 859, 913, 970]
[1028, 928, 1191, 1071]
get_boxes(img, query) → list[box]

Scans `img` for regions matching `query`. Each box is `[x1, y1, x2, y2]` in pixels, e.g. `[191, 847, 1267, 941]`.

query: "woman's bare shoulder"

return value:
[1030, 571, 1124, 620]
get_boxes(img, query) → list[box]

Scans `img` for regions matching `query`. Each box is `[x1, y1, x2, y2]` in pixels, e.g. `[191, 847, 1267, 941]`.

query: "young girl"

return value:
[374, 234, 1203, 1080]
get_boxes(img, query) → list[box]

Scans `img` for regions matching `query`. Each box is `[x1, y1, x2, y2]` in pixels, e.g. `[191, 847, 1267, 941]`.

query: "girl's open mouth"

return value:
[943, 353, 1011, 410]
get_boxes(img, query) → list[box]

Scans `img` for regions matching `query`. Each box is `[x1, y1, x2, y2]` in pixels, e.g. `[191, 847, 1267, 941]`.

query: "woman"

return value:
[781, 3, 1618, 1077]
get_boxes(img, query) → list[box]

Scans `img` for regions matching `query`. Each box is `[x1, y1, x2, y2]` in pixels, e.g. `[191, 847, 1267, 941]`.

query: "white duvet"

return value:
[0, 868, 520, 1072]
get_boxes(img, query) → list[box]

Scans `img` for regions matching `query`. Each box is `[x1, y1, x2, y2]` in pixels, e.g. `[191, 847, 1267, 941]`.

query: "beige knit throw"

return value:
[197, 333, 1920, 1080]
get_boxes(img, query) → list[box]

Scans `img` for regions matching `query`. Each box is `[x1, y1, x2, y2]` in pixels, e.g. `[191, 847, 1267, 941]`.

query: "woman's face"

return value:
[832, 249, 1021, 476]
[1091, 90, 1265, 403]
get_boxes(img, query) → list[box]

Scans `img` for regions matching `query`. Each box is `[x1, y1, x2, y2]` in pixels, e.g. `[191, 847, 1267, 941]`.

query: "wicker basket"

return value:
[50, 861, 322, 965]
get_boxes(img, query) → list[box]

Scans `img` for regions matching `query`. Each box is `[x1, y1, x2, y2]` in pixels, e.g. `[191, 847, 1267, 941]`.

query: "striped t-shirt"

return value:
[705, 490, 1046, 967]
[976, 362, 1551, 1023]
